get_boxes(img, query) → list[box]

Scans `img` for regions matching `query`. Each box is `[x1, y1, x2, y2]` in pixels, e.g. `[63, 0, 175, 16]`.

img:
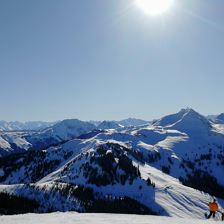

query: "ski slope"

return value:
[139, 163, 218, 218]
[0, 212, 221, 224]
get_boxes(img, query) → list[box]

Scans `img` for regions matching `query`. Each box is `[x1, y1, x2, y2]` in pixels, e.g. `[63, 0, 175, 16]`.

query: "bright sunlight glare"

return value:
[135, 0, 174, 16]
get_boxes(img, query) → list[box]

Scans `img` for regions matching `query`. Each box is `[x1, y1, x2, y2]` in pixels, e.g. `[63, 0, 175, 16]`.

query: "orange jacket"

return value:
[209, 202, 218, 212]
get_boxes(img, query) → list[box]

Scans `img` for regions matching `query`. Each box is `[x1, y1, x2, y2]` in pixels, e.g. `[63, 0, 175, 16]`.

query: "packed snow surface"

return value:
[0, 213, 220, 224]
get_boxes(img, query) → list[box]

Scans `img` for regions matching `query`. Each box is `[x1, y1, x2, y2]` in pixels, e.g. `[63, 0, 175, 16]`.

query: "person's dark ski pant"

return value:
[207, 211, 216, 219]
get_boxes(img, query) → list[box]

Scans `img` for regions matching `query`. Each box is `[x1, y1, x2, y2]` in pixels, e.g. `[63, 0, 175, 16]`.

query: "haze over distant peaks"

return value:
[0, 120, 56, 132]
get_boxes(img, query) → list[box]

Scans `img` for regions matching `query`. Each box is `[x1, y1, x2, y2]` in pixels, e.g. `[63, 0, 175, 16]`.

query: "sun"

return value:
[135, 0, 174, 16]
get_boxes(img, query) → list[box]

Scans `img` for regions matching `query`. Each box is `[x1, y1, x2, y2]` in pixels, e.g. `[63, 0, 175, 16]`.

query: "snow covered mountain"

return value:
[0, 132, 31, 157]
[217, 113, 224, 122]
[207, 113, 224, 124]
[0, 121, 56, 131]
[25, 119, 96, 150]
[0, 119, 96, 156]
[90, 118, 149, 128]
[118, 118, 149, 127]
[0, 108, 224, 217]
[212, 113, 224, 124]
[97, 121, 122, 130]
[153, 108, 213, 136]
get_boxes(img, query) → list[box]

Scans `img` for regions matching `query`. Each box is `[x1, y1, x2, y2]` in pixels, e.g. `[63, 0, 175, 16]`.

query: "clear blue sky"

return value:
[0, 0, 224, 121]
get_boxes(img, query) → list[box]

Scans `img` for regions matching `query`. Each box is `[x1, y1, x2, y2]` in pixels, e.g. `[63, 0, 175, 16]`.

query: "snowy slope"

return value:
[0, 132, 31, 157]
[139, 164, 222, 218]
[0, 133, 223, 218]
[39, 139, 224, 217]
[149, 108, 224, 188]
[153, 108, 212, 135]
[35, 154, 224, 218]
[0, 212, 222, 224]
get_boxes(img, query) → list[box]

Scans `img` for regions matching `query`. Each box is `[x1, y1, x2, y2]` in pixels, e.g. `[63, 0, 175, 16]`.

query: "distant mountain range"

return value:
[0, 118, 149, 132]
[0, 121, 56, 131]
[207, 113, 224, 123]
[0, 109, 224, 216]
[0, 118, 149, 156]
[90, 118, 150, 128]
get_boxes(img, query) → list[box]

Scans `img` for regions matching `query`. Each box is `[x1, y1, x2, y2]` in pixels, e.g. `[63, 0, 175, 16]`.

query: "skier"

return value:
[207, 199, 218, 219]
